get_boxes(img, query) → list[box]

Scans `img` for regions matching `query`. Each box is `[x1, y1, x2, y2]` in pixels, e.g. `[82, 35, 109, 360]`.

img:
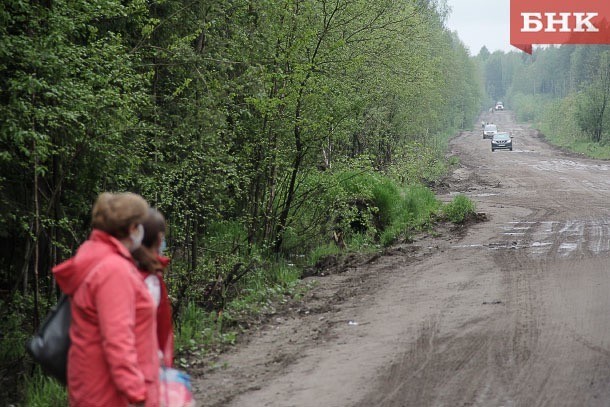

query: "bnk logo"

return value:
[510, 0, 610, 53]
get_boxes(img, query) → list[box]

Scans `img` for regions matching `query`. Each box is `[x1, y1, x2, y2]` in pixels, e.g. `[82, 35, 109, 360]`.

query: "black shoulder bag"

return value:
[26, 293, 71, 386]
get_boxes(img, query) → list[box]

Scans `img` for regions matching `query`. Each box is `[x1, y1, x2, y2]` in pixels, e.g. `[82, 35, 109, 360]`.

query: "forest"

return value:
[0, 0, 482, 403]
[479, 44, 610, 158]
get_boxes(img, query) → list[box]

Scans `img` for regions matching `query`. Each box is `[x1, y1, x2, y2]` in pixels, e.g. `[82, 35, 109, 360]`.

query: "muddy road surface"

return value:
[195, 111, 610, 406]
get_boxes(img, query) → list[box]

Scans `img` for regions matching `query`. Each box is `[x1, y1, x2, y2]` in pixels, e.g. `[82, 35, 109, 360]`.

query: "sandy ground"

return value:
[193, 111, 610, 406]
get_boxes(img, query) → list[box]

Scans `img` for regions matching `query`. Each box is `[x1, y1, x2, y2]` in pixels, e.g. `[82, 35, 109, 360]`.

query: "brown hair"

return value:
[132, 208, 167, 273]
[141, 209, 166, 248]
[91, 192, 149, 239]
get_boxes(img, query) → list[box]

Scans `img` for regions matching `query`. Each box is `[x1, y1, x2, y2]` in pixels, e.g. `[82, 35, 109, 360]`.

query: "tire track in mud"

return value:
[356, 111, 610, 406]
[455, 112, 610, 405]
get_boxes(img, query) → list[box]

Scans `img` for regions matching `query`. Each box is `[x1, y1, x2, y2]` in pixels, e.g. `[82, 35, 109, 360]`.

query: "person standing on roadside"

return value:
[53, 192, 160, 407]
[132, 208, 174, 367]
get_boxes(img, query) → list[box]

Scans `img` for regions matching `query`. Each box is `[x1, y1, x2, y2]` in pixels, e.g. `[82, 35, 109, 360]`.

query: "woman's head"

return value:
[91, 192, 149, 239]
[141, 208, 166, 250]
[132, 208, 168, 273]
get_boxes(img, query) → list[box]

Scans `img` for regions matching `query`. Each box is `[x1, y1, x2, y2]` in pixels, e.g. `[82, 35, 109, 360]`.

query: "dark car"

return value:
[491, 132, 512, 152]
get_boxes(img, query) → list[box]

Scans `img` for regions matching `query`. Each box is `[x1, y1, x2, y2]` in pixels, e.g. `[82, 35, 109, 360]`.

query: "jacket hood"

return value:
[53, 229, 134, 295]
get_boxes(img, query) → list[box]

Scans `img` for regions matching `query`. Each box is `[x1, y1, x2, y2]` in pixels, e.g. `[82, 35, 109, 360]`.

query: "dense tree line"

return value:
[0, 2, 480, 397]
[477, 45, 610, 145]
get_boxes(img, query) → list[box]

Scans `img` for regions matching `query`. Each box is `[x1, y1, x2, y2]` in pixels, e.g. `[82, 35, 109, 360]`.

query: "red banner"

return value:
[511, 0, 610, 53]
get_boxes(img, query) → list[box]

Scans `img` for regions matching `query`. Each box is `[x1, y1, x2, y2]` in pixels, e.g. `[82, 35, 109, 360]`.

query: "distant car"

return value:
[483, 124, 498, 139]
[491, 132, 512, 152]
[495, 101, 504, 111]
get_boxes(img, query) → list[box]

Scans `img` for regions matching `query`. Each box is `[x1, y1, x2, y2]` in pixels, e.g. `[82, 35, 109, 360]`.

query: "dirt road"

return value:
[195, 111, 610, 406]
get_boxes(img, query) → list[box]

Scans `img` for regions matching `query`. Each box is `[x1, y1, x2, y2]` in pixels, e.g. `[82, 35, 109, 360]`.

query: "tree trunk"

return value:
[33, 140, 40, 328]
[274, 84, 305, 253]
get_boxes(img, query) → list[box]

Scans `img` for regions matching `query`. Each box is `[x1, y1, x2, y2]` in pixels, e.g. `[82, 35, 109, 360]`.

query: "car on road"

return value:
[495, 101, 504, 111]
[491, 132, 512, 152]
[483, 124, 498, 139]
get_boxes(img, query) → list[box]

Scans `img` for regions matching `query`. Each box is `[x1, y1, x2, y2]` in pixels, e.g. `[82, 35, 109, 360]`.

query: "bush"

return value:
[442, 194, 476, 224]
[404, 185, 441, 226]
[372, 179, 402, 229]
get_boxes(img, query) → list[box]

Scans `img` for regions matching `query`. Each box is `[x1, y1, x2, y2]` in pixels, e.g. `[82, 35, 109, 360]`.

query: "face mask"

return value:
[130, 224, 144, 251]
[159, 237, 167, 255]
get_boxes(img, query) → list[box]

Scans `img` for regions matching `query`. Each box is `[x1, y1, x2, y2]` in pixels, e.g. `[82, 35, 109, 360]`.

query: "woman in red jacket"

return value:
[133, 208, 174, 367]
[53, 192, 160, 407]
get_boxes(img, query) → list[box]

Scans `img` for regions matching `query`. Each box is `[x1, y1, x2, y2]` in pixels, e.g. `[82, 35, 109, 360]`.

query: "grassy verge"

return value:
[171, 126, 479, 368]
[174, 171, 478, 368]
[510, 92, 610, 159]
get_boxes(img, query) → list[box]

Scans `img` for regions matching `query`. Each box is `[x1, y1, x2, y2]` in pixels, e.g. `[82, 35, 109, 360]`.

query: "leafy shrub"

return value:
[404, 185, 441, 226]
[442, 194, 476, 223]
[375, 184, 440, 246]
[372, 179, 402, 230]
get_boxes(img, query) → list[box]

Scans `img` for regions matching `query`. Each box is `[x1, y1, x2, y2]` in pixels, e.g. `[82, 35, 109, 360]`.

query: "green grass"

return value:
[404, 185, 441, 226]
[511, 92, 610, 160]
[307, 243, 341, 266]
[23, 370, 67, 407]
[267, 261, 301, 286]
[442, 194, 476, 224]
[375, 184, 440, 246]
[539, 123, 610, 159]
[174, 260, 304, 364]
[448, 155, 460, 166]
[174, 302, 237, 368]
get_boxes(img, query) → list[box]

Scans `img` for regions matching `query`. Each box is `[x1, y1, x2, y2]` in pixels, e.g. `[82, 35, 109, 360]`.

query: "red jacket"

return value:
[53, 229, 160, 407]
[139, 255, 174, 367]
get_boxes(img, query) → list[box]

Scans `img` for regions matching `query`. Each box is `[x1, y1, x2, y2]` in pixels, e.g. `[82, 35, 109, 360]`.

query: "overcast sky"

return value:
[444, 0, 512, 55]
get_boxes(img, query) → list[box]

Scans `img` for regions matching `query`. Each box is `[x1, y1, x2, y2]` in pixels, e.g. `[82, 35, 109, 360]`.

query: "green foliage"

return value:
[537, 94, 582, 146]
[373, 182, 435, 246]
[405, 185, 442, 227]
[442, 194, 476, 224]
[372, 180, 403, 230]
[0, 0, 483, 403]
[307, 244, 342, 266]
[448, 156, 460, 166]
[23, 370, 67, 407]
[0, 293, 64, 405]
[0, 294, 30, 364]
[174, 303, 236, 368]
[510, 93, 551, 123]
[482, 45, 610, 157]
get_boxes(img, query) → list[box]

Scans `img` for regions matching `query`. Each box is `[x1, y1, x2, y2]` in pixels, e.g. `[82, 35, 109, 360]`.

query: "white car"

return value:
[495, 102, 504, 111]
[483, 124, 498, 139]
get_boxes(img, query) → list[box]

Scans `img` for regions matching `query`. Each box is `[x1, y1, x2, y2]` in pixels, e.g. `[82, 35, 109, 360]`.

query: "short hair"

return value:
[91, 192, 149, 239]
